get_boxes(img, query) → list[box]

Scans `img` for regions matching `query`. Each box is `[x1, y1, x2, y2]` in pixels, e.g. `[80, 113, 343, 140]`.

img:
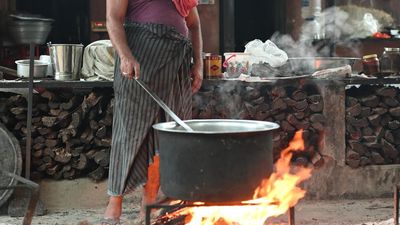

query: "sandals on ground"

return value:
[100, 217, 121, 225]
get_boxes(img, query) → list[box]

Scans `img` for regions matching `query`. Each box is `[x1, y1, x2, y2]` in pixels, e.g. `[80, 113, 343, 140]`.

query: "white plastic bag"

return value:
[244, 39, 288, 67]
[350, 13, 380, 38]
[362, 13, 379, 35]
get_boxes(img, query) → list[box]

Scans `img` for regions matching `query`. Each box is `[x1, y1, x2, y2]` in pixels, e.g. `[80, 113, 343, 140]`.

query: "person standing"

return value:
[102, 0, 203, 224]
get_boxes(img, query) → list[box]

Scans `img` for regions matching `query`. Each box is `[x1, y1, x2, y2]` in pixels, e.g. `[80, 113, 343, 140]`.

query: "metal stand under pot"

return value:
[0, 14, 53, 225]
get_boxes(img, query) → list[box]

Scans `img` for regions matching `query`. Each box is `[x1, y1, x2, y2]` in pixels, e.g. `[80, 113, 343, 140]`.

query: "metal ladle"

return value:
[135, 79, 194, 132]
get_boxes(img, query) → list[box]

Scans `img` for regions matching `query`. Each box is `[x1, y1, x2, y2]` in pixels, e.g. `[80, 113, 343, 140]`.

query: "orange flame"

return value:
[165, 130, 312, 225]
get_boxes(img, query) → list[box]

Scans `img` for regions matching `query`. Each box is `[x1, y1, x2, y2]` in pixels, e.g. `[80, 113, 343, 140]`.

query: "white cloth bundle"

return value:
[81, 40, 116, 81]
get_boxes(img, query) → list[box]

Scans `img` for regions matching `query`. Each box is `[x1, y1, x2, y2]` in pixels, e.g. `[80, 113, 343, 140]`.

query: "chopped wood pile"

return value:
[0, 89, 113, 181]
[0, 82, 327, 181]
[193, 82, 325, 167]
[346, 85, 400, 168]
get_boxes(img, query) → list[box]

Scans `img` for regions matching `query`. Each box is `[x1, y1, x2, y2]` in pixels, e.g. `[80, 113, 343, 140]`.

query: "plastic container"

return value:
[39, 55, 53, 76]
[223, 52, 251, 78]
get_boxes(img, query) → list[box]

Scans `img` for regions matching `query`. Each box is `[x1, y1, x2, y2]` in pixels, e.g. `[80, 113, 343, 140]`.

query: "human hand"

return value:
[120, 55, 140, 79]
[191, 63, 203, 95]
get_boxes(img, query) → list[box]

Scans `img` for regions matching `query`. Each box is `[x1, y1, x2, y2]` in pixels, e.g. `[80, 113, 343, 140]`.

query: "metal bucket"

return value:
[153, 119, 279, 203]
[48, 43, 84, 81]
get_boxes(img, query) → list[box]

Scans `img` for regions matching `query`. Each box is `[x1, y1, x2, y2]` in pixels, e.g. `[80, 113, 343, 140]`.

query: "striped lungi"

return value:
[108, 22, 193, 196]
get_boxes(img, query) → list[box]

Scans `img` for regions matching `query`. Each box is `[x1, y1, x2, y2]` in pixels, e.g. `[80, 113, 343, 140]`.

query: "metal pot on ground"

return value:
[153, 119, 279, 203]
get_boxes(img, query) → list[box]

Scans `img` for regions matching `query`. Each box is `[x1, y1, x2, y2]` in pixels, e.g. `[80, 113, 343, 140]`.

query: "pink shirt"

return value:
[126, 0, 188, 37]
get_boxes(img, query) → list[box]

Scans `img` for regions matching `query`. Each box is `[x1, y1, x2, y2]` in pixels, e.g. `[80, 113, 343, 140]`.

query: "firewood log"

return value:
[389, 107, 400, 117]
[388, 120, 400, 130]
[346, 96, 358, 107]
[376, 86, 397, 98]
[291, 90, 307, 101]
[382, 138, 398, 159]
[33, 143, 45, 150]
[41, 91, 56, 101]
[45, 139, 60, 148]
[43, 148, 55, 158]
[359, 156, 371, 167]
[53, 148, 72, 164]
[90, 120, 99, 130]
[311, 152, 324, 168]
[271, 86, 287, 98]
[360, 95, 379, 107]
[346, 150, 360, 168]
[348, 140, 367, 155]
[360, 107, 372, 117]
[88, 166, 105, 181]
[383, 97, 399, 107]
[93, 149, 110, 167]
[37, 127, 51, 136]
[10, 107, 26, 115]
[71, 154, 88, 170]
[309, 101, 323, 112]
[371, 151, 385, 164]
[42, 116, 57, 127]
[48, 101, 60, 110]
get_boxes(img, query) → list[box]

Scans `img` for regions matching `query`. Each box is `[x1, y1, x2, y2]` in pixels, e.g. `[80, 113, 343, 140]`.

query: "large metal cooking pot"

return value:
[153, 119, 279, 203]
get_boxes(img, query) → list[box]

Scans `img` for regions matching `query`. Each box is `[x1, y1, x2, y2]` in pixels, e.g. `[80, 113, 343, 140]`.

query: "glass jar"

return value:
[204, 53, 222, 79]
[362, 54, 380, 76]
[380, 47, 400, 74]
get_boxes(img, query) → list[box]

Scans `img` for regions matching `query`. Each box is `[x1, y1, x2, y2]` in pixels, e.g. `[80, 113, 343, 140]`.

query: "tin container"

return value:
[204, 54, 222, 79]
[15, 60, 48, 78]
[362, 54, 380, 76]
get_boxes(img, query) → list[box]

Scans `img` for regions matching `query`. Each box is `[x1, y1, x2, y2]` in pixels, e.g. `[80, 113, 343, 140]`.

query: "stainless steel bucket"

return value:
[48, 43, 84, 80]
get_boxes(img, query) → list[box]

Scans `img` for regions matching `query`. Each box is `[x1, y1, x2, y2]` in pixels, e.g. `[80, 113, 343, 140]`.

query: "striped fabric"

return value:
[108, 22, 193, 196]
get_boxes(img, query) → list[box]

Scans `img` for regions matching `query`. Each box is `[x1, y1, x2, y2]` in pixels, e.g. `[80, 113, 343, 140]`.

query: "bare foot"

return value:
[103, 196, 123, 223]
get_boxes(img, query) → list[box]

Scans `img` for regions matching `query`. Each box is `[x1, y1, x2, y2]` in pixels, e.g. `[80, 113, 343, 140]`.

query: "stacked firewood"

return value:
[0, 89, 113, 181]
[346, 85, 400, 168]
[193, 83, 325, 167]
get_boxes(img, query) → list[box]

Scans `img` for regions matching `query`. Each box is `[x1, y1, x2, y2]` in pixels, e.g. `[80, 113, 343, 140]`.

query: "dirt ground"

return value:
[0, 197, 397, 225]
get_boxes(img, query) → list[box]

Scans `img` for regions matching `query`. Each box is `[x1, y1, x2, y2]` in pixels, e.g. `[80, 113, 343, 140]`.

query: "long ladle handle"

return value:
[135, 79, 194, 132]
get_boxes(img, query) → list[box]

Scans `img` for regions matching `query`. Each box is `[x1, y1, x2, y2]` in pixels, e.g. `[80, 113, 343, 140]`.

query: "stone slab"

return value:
[37, 178, 108, 210]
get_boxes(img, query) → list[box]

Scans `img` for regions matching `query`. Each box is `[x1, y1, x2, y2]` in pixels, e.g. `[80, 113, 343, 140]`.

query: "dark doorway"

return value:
[234, 0, 281, 51]
[15, 0, 91, 45]
[220, 0, 286, 53]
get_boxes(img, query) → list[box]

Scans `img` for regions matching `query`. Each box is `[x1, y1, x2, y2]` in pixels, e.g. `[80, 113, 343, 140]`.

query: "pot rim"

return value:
[15, 59, 49, 66]
[48, 43, 84, 47]
[152, 119, 280, 134]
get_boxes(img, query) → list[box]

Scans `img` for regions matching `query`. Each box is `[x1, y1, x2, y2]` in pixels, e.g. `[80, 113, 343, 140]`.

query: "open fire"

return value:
[162, 130, 313, 225]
